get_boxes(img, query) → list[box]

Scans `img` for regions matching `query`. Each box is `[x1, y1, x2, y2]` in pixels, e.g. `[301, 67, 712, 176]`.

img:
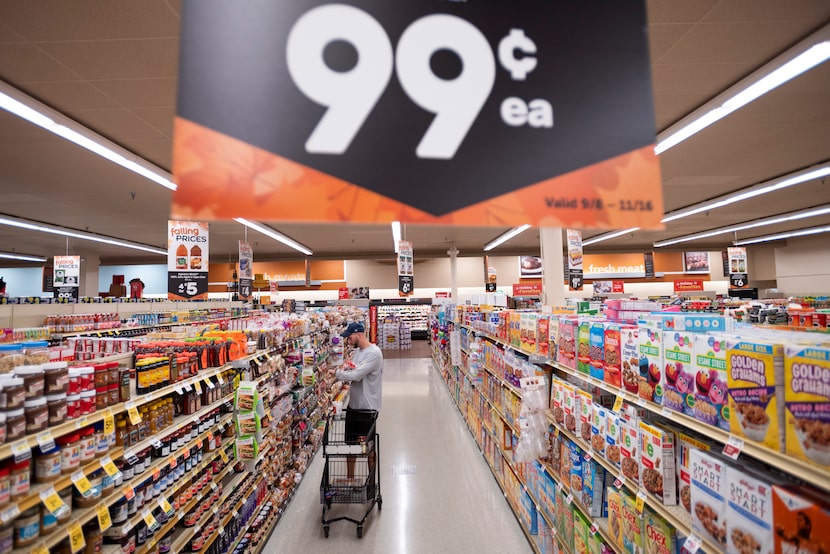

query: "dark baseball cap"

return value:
[340, 322, 365, 338]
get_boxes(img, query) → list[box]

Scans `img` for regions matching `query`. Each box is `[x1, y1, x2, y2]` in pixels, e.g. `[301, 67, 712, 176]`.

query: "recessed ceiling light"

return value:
[733, 225, 830, 246]
[0, 252, 48, 263]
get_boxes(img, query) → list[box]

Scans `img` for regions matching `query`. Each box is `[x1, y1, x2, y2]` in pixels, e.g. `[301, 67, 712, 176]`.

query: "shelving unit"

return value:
[377, 303, 431, 337]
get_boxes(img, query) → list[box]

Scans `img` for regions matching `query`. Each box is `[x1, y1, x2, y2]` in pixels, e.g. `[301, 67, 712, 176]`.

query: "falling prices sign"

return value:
[727, 247, 748, 289]
[567, 229, 583, 291]
[168, 221, 209, 300]
[172, 1, 663, 230]
[398, 240, 414, 296]
[238, 241, 253, 300]
[53, 256, 80, 301]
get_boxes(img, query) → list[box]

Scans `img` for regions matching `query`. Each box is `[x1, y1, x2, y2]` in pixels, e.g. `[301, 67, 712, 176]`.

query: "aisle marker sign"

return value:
[567, 229, 583, 291]
[168, 221, 209, 301]
[398, 240, 414, 297]
[172, 1, 663, 230]
[238, 241, 254, 300]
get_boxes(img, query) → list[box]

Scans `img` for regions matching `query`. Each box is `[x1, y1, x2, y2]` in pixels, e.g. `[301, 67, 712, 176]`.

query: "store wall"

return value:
[0, 267, 45, 297]
[774, 235, 830, 293]
[99, 264, 167, 295]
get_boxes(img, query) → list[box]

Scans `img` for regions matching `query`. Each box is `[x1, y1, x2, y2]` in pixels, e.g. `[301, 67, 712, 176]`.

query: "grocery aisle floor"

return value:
[264, 341, 533, 553]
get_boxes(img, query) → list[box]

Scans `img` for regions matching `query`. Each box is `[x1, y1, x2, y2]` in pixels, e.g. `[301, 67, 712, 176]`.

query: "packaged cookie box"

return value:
[578, 319, 593, 375]
[637, 321, 662, 403]
[725, 466, 784, 554]
[607, 486, 625, 551]
[727, 339, 785, 452]
[693, 333, 729, 431]
[662, 330, 695, 416]
[620, 418, 640, 485]
[644, 506, 679, 554]
[558, 318, 578, 370]
[772, 485, 830, 554]
[577, 388, 593, 443]
[675, 431, 711, 514]
[582, 458, 607, 518]
[638, 421, 677, 506]
[591, 404, 608, 456]
[784, 345, 830, 469]
[575, 508, 591, 554]
[605, 410, 622, 471]
[590, 322, 606, 381]
[623, 489, 646, 554]
[690, 449, 727, 551]
[552, 379, 565, 428]
[563, 381, 578, 433]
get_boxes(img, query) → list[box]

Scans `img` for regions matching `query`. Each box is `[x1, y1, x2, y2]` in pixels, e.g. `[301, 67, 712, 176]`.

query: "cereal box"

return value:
[784, 346, 830, 469]
[606, 411, 622, 470]
[589, 529, 607, 554]
[590, 322, 606, 381]
[558, 487, 575, 553]
[676, 431, 710, 514]
[570, 442, 585, 495]
[560, 438, 573, 480]
[538, 316, 550, 357]
[563, 381, 578, 432]
[591, 404, 608, 456]
[552, 379, 565, 428]
[772, 485, 830, 554]
[637, 321, 662, 403]
[607, 486, 625, 551]
[577, 388, 594, 443]
[725, 467, 777, 554]
[578, 320, 593, 375]
[623, 490, 646, 554]
[582, 458, 607, 518]
[662, 330, 695, 416]
[644, 507, 679, 554]
[693, 333, 729, 431]
[558, 318, 577, 370]
[605, 325, 624, 388]
[638, 421, 677, 506]
[620, 418, 640, 485]
[690, 450, 727, 551]
[549, 317, 560, 359]
[623, 325, 641, 393]
[727, 339, 785, 452]
[575, 508, 591, 554]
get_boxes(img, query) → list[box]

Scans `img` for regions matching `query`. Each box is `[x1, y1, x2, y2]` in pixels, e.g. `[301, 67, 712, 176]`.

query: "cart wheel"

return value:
[324, 526, 330, 538]
[357, 526, 363, 539]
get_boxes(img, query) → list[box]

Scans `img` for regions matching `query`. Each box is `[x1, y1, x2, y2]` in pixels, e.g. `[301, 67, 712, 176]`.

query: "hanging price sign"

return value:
[68, 521, 85, 553]
[126, 401, 141, 425]
[71, 471, 93, 497]
[40, 486, 69, 516]
[96, 504, 112, 532]
[103, 409, 115, 436]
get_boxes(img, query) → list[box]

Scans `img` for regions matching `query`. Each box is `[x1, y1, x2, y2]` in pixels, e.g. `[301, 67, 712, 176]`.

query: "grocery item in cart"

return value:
[693, 333, 729, 431]
[784, 345, 830, 469]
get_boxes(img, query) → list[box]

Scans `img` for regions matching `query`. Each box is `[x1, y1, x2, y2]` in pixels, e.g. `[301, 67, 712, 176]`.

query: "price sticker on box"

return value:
[683, 534, 702, 554]
[635, 490, 647, 513]
[40, 486, 69, 516]
[36, 430, 55, 452]
[11, 439, 31, 463]
[96, 503, 112, 532]
[123, 485, 135, 501]
[613, 395, 624, 413]
[126, 401, 141, 425]
[71, 471, 93, 498]
[0, 505, 20, 525]
[723, 436, 744, 460]
[68, 521, 85, 553]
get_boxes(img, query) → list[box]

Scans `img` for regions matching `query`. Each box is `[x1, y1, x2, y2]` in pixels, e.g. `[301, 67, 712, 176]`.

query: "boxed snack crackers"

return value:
[577, 388, 594, 443]
[638, 421, 677, 506]
[725, 467, 776, 554]
[662, 330, 695, 416]
[620, 418, 640, 485]
[578, 320, 593, 375]
[693, 333, 729, 431]
[591, 404, 608, 457]
[637, 321, 662, 402]
[784, 345, 830, 469]
[575, 508, 591, 554]
[690, 450, 727, 551]
[558, 318, 577, 370]
[727, 339, 785, 452]
[582, 458, 607, 518]
[644, 507, 679, 554]
[772, 485, 830, 554]
[604, 325, 624, 388]
[607, 486, 625, 550]
[590, 322, 606, 381]
[676, 431, 710, 514]
[606, 410, 622, 470]
[623, 490, 645, 554]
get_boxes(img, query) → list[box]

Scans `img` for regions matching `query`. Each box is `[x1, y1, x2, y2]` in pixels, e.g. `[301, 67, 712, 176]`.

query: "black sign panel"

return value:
[239, 278, 253, 301]
[167, 272, 209, 300]
[398, 275, 414, 296]
[569, 269, 583, 291]
[54, 286, 79, 301]
[730, 274, 748, 289]
[644, 252, 655, 279]
[722, 251, 730, 277]
[486, 282, 497, 293]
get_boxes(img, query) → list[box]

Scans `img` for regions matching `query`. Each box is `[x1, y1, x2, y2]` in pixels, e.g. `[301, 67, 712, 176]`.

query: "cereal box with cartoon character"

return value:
[772, 485, 830, 554]
[784, 346, 830, 469]
[637, 321, 662, 403]
[690, 449, 727, 551]
[693, 333, 730, 431]
[662, 330, 695, 416]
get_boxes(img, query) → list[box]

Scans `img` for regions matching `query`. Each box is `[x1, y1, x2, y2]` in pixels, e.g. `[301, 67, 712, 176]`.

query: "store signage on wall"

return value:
[682, 252, 710, 274]
[435, 291, 451, 298]
[350, 287, 370, 300]
[269, 279, 279, 300]
[486, 266, 497, 293]
[519, 256, 543, 279]
[397, 240, 414, 296]
[593, 280, 624, 294]
[53, 256, 80, 301]
[644, 252, 655, 279]
[338, 288, 350, 300]
[513, 283, 543, 297]
[566, 229, 583, 291]
[171, 0, 662, 230]
[238, 241, 253, 300]
[167, 221, 209, 301]
[727, 247, 749, 289]
[369, 305, 378, 344]
[673, 279, 704, 293]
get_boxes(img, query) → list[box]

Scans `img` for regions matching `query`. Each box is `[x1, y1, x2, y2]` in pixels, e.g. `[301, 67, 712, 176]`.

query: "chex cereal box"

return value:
[785, 346, 830, 469]
[727, 339, 785, 452]
[577, 388, 594, 443]
[606, 411, 622, 470]
[591, 404, 608, 457]
[590, 322, 606, 381]
[676, 431, 710, 514]
[623, 489, 645, 554]
[575, 508, 591, 554]
[662, 330, 695, 416]
[607, 486, 625, 551]
[558, 318, 578, 370]
[644, 507, 679, 554]
[725, 467, 777, 554]
[690, 450, 727, 551]
[579, 320, 593, 375]
[637, 321, 662, 403]
[772, 485, 830, 554]
[638, 421, 677, 506]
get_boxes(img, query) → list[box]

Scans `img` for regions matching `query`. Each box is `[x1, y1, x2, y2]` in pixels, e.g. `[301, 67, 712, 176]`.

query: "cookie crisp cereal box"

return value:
[784, 345, 830, 469]
[693, 333, 729, 431]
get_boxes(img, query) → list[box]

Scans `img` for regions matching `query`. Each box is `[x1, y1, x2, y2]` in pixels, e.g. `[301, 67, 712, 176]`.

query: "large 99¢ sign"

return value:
[172, 1, 663, 230]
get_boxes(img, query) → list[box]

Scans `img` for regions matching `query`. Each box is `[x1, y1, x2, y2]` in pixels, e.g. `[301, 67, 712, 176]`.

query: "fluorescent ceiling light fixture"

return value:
[582, 228, 640, 247]
[661, 162, 830, 224]
[0, 215, 167, 255]
[483, 224, 531, 251]
[391, 221, 401, 253]
[655, 204, 830, 247]
[733, 225, 830, 246]
[0, 252, 48, 263]
[0, 81, 176, 191]
[233, 218, 312, 256]
[655, 27, 830, 155]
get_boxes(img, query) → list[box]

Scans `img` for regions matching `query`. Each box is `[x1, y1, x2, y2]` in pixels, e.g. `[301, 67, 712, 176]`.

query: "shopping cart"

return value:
[320, 409, 382, 538]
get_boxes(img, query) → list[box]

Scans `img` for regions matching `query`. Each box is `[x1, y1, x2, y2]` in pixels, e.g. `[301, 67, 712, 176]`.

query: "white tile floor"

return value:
[263, 345, 533, 553]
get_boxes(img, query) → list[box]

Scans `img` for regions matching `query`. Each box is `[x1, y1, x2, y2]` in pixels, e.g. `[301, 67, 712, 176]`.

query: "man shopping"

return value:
[335, 322, 383, 412]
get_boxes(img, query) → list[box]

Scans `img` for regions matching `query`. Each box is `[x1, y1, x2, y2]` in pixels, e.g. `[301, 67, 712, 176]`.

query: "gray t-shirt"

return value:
[336, 343, 383, 411]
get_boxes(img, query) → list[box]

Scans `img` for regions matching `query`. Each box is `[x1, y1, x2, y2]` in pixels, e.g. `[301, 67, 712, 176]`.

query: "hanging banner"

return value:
[168, 221, 209, 300]
[397, 240, 414, 296]
[513, 283, 542, 296]
[53, 256, 80, 301]
[486, 266, 497, 293]
[269, 279, 279, 299]
[369, 304, 378, 344]
[728, 247, 749, 289]
[237, 241, 253, 300]
[566, 229, 583, 291]
[673, 279, 704, 293]
[171, 0, 663, 230]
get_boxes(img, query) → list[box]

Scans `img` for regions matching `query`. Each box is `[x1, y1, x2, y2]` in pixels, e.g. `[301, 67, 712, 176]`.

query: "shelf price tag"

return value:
[122, 520, 133, 534]
[174, 383, 184, 395]
[159, 498, 174, 516]
[71, 471, 93, 498]
[210, 481, 218, 491]
[184, 382, 193, 392]
[36, 430, 55, 452]
[205, 377, 215, 389]
[0, 505, 20, 525]
[614, 475, 625, 489]
[96, 503, 112, 532]
[142, 509, 158, 531]
[219, 449, 229, 463]
[565, 493, 573, 505]
[11, 439, 31, 463]
[723, 436, 744, 460]
[635, 490, 647, 513]
[103, 409, 115, 436]
[612, 396, 624, 413]
[178, 511, 185, 520]
[194, 380, 203, 394]
[590, 523, 599, 535]
[212, 506, 219, 515]
[126, 401, 141, 425]
[217, 373, 225, 385]
[32, 543, 49, 554]
[683, 534, 702, 554]
[583, 452, 592, 462]
[40, 486, 69, 516]
[68, 521, 85, 553]
[661, 407, 673, 418]
[123, 485, 135, 501]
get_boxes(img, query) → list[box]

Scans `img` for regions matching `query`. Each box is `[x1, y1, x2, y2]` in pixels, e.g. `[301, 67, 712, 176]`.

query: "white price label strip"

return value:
[36, 430, 55, 452]
[11, 440, 31, 462]
[722, 436, 744, 460]
[684, 534, 702, 554]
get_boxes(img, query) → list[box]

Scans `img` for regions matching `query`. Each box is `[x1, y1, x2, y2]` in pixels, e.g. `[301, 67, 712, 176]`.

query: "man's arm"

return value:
[336, 349, 381, 382]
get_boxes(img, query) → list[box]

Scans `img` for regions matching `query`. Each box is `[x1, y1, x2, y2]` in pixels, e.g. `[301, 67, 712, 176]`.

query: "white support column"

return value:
[448, 245, 459, 301]
[81, 253, 100, 298]
[540, 227, 565, 307]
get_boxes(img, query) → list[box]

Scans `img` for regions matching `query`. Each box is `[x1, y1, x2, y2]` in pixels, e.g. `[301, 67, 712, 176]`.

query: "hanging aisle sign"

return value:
[171, 0, 663, 230]
[53, 256, 80, 301]
[168, 221, 209, 300]
[397, 240, 414, 296]
[727, 247, 749, 289]
[238, 241, 253, 300]
[567, 229, 583, 291]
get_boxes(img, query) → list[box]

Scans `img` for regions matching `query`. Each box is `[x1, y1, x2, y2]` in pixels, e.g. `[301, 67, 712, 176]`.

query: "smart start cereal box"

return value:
[637, 322, 662, 403]
[638, 421, 677, 506]
[662, 330, 695, 416]
[690, 450, 727, 551]
[784, 345, 830, 470]
[727, 339, 785, 452]
[693, 333, 729, 431]
[772, 485, 830, 554]
[725, 466, 778, 554]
